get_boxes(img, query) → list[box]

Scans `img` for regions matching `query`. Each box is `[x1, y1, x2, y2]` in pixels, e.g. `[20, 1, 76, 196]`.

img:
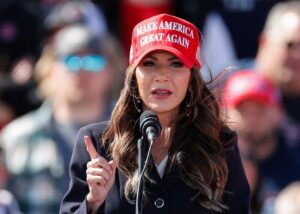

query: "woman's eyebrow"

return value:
[144, 55, 178, 61]
[144, 55, 158, 60]
[167, 56, 178, 61]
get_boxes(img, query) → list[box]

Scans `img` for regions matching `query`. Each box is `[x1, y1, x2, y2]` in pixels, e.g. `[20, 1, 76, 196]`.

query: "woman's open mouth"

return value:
[151, 88, 172, 99]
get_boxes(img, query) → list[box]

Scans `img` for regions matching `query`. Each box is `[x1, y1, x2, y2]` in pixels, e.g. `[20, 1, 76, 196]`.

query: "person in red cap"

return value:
[223, 70, 300, 213]
[60, 14, 250, 214]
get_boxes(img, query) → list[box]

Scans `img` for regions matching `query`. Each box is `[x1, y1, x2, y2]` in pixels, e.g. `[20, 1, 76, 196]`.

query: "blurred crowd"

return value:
[0, 0, 300, 213]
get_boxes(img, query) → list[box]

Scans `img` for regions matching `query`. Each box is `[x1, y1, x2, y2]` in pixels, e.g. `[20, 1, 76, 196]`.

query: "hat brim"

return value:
[132, 45, 199, 69]
[230, 94, 280, 109]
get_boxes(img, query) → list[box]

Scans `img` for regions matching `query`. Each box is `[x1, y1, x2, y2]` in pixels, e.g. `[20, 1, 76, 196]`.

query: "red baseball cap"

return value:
[129, 13, 201, 69]
[223, 70, 281, 108]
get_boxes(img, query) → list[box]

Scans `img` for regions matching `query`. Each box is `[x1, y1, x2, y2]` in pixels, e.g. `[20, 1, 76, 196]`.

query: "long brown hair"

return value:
[102, 64, 231, 212]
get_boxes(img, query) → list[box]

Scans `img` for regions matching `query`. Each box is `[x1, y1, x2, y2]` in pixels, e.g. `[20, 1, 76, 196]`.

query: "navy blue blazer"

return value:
[60, 122, 251, 214]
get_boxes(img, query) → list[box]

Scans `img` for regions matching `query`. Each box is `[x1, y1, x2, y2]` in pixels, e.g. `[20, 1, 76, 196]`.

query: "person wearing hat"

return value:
[0, 24, 124, 213]
[222, 70, 300, 213]
[255, 1, 300, 125]
[60, 14, 250, 214]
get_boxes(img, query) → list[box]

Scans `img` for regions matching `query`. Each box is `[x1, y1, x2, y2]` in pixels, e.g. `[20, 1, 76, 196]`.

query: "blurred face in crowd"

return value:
[51, 50, 112, 104]
[228, 100, 281, 145]
[135, 51, 191, 118]
[257, 12, 300, 96]
[228, 100, 281, 186]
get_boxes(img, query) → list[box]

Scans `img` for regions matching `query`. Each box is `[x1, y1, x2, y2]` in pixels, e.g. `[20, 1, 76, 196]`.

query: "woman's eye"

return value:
[142, 60, 155, 66]
[171, 61, 184, 68]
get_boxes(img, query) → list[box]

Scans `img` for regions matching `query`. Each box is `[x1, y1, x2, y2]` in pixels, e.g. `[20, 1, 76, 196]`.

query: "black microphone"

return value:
[136, 110, 161, 214]
[139, 110, 161, 144]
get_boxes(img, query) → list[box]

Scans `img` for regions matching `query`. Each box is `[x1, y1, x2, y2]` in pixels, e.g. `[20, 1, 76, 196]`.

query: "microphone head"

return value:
[139, 110, 161, 139]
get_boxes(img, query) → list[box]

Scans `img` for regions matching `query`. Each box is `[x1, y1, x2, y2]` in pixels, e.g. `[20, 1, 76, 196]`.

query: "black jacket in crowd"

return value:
[60, 122, 251, 214]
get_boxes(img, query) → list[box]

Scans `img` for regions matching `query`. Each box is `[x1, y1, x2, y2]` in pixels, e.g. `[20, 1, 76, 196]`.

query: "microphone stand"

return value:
[136, 110, 161, 214]
[136, 137, 145, 214]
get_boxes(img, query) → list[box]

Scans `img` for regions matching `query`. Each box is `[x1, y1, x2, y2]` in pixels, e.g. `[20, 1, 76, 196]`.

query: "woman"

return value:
[60, 14, 250, 214]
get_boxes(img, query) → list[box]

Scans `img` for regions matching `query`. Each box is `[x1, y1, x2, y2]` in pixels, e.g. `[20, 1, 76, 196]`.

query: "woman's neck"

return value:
[151, 125, 172, 165]
[146, 109, 178, 164]
[156, 109, 178, 127]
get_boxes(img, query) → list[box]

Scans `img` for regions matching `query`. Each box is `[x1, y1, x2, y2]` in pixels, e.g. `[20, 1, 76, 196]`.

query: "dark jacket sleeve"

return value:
[222, 132, 251, 214]
[59, 123, 107, 214]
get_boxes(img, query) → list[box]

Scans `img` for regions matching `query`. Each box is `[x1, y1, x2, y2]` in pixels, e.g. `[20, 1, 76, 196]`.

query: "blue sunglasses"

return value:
[63, 54, 107, 73]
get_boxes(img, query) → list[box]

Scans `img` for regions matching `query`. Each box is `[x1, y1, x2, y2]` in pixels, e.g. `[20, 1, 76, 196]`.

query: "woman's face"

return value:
[135, 51, 191, 117]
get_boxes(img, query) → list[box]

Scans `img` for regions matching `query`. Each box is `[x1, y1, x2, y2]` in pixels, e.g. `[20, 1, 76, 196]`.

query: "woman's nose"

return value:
[154, 65, 170, 81]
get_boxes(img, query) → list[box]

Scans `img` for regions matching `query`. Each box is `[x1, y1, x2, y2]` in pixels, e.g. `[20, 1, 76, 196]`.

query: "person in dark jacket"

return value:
[60, 14, 251, 214]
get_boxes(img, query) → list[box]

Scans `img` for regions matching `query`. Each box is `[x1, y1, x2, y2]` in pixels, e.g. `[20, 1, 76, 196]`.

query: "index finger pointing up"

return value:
[84, 135, 99, 160]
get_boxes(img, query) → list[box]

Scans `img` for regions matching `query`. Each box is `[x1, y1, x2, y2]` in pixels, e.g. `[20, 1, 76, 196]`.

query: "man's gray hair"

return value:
[263, 1, 300, 39]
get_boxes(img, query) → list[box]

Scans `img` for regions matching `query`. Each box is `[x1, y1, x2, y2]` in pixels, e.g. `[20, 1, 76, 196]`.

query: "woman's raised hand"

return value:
[84, 135, 116, 212]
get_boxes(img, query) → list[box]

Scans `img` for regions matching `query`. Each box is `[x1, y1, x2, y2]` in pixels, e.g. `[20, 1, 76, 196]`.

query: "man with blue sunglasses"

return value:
[0, 24, 125, 213]
[63, 54, 107, 73]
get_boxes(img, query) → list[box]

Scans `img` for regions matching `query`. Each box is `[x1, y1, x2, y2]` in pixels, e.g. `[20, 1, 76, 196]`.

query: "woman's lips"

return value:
[151, 88, 172, 99]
